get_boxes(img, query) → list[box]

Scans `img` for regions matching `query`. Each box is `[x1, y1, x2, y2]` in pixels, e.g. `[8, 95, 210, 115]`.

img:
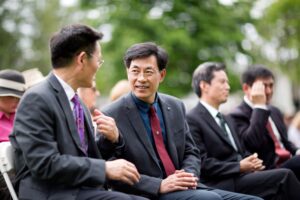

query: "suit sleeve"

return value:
[99, 134, 163, 196]
[100, 109, 162, 196]
[230, 107, 271, 151]
[179, 104, 202, 178]
[187, 114, 240, 178]
[13, 91, 106, 186]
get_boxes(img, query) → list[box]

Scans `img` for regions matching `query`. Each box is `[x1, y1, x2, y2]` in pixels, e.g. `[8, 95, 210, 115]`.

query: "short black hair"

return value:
[123, 42, 168, 71]
[192, 62, 226, 97]
[242, 64, 274, 86]
[50, 24, 103, 68]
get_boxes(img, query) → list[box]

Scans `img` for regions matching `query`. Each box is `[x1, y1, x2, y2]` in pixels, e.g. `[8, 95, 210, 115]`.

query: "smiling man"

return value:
[99, 42, 262, 200]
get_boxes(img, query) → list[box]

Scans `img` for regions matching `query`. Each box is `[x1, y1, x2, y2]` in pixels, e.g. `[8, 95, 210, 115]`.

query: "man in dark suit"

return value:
[98, 42, 262, 200]
[9, 24, 147, 200]
[229, 65, 300, 180]
[186, 62, 300, 199]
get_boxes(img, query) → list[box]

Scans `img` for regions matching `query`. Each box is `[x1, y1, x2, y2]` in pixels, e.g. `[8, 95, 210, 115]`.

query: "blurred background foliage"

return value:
[0, 0, 299, 101]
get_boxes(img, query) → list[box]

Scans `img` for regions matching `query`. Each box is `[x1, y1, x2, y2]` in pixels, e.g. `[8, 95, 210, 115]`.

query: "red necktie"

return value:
[266, 120, 291, 166]
[149, 106, 175, 176]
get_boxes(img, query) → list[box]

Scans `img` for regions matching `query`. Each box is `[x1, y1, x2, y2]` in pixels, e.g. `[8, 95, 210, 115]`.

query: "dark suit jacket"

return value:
[9, 73, 106, 200]
[186, 102, 249, 190]
[229, 100, 297, 169]
[100, 93, 203, 198]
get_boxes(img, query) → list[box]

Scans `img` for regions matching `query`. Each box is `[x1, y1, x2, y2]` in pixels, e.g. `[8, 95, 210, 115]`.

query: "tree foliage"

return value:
[256, 0, 300, 84]
[0, 0, 253, 96]
[82, 0, 252, 96]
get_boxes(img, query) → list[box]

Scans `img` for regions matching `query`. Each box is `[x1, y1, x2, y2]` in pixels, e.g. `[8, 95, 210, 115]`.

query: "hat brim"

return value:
[0, 87, 24, 98]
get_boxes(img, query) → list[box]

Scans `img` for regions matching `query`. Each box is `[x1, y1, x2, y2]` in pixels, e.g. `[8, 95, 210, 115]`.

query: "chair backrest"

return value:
[0, 142, 14, 173]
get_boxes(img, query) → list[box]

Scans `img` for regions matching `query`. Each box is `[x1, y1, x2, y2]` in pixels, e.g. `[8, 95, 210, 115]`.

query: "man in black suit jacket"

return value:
[98, 42, 262, 200]
[186, 62, 300, 199]
[9, 24, 147, 200]
[230, 65, 300, 180]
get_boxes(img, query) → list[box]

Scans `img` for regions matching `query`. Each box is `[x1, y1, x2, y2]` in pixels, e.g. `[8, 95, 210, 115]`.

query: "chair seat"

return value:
[0, 142, 14, 173]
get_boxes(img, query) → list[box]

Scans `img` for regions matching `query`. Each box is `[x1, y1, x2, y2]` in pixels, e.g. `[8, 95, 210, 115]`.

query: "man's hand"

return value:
[249, 81, 266, 105]
[240, 153, 265, 173]
[93, 109, 119, 143]
[159, 170, 198, 194]
[105, 159, 140, 185]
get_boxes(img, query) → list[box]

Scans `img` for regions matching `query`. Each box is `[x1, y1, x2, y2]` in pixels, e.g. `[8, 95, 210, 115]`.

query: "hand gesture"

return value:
[240, 153, 265, 173]
[159, 170, 198, 194]
[250, 81, 266, 105]
[105, 159, 140, 185]
[93, 109, 119, 143]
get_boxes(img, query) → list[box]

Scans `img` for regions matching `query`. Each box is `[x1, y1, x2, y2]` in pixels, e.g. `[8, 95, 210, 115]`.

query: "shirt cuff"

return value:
[253, 105, 268, 110]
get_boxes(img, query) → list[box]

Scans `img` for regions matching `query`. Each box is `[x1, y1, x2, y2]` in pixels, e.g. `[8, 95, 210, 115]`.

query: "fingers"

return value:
[93, 109, 102, 117]
[250, 81, 266, 105]
[105, 159, 140, 185]
[95, 114, 119, 142]
[160, 174, 197, 193]
[119, 162, 140, 185]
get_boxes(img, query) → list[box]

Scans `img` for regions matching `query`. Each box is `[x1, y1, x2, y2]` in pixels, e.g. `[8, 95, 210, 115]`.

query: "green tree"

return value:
[82, 0, 253, 96]
[255, 0, 300, 83]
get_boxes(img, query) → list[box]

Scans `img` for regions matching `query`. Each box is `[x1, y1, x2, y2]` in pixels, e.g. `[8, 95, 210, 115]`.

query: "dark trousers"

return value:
[158, 188, 261, 200]
[76, 187, 149, 200]
[280, 155, 300, 181]
[206, 168, 300, 200]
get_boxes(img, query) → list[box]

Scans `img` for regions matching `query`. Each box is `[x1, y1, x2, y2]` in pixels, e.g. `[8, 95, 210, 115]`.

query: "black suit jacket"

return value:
[9, 73, 106, 200]
[229, 100, 297, 169]
[100, 93, 204, 198]
[186, 102, 249, 190]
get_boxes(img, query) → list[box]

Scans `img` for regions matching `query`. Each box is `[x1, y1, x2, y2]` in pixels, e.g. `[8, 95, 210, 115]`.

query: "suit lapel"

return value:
[48, 73, 86, 155]
[223, 115, 244, 154]
[124, 95, 160, 166]
[158, 96, 179, 168]
[197, 103, 234, 148]
[82, 104, 102, 158]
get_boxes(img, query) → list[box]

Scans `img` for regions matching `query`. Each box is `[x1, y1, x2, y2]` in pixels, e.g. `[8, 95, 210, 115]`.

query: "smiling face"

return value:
[201, 70, 230, 109]
[127, 55, 166, 104]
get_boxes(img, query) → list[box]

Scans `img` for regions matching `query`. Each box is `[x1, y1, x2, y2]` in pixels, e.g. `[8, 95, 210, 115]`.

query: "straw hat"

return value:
[0, 69, 26, 98]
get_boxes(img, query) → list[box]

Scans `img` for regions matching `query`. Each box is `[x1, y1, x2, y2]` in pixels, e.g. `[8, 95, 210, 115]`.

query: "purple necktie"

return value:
[71, 94, 87, 154]
[149, 106, 175, 176]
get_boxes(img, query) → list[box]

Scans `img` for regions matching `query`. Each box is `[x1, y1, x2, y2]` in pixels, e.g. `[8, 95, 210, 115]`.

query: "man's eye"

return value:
[146, 71, 154, 75]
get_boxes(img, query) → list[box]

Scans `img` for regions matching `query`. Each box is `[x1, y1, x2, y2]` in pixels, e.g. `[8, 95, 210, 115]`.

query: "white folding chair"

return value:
[0, 142, 18, 200]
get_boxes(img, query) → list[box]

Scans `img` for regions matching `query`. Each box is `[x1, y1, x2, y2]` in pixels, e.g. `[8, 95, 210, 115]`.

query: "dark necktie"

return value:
[72, 94, 87, 154]
[266, 120, 291, 166]
[216, 112, 228, 137]
[149, 106, 175, 176]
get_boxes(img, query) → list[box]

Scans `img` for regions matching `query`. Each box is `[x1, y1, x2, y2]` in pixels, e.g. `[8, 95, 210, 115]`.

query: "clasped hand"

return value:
[159, 169, 198, 194]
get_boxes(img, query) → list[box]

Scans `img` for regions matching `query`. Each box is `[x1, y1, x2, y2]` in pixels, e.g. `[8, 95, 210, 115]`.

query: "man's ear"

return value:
[199, 80, 206, 92]
[159, 69, 166, 83]
[76, 51, 87, 67]
[242, 83, 250, 93]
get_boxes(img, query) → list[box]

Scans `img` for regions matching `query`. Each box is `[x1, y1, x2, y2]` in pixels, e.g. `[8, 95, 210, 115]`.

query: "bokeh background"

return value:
[1, 0, 299, 114]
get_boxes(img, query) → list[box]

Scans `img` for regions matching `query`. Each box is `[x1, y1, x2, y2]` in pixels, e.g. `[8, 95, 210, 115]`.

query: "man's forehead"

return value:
[256, 77, 274, 85]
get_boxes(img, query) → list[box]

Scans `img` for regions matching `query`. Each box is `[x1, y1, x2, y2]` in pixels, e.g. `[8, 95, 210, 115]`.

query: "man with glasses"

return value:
[9, 24, 147, 200]
[97, 42, 262, 200]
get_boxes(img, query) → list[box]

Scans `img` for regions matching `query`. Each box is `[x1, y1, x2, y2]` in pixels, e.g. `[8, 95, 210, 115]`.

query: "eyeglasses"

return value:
[86, 52, 104, 66]
[128, 68, 158, 78]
